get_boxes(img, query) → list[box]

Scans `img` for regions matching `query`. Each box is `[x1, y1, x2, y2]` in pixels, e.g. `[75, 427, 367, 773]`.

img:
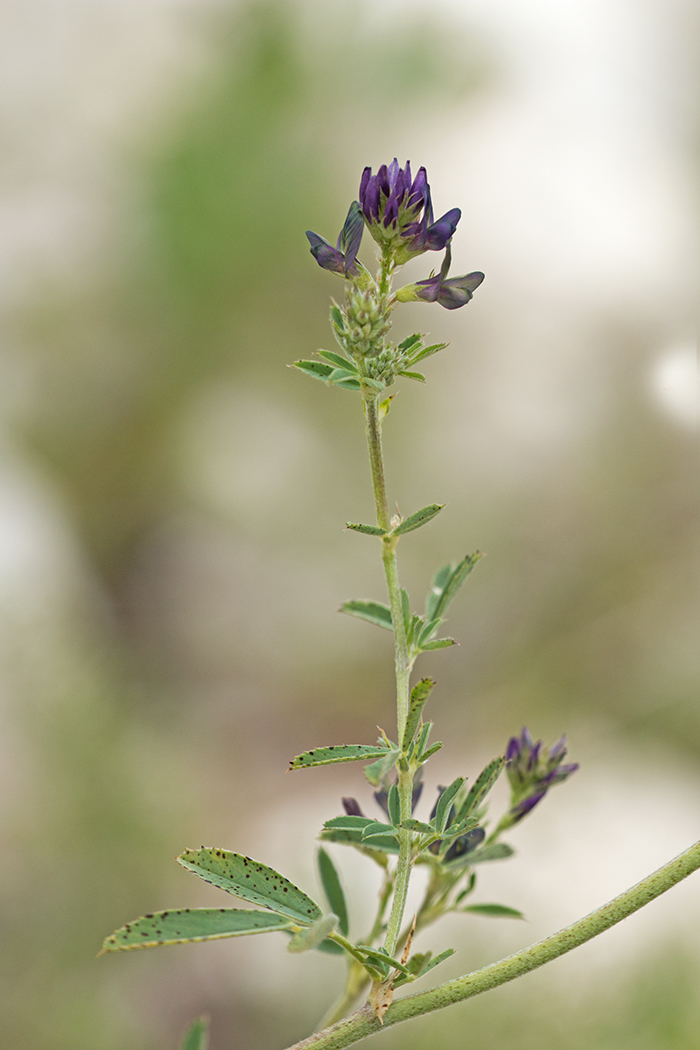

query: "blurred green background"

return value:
[0, 1, 697, 1048]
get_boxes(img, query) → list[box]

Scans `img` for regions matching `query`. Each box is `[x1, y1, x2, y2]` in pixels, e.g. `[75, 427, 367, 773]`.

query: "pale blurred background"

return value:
[0, 1, 697, 1048]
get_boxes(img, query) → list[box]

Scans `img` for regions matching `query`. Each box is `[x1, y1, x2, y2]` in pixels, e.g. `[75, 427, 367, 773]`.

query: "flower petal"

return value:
[306, 230, 346, 275]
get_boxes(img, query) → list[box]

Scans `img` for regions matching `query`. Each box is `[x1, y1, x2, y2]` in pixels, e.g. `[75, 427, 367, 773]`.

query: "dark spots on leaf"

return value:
[144, 914, 153, 919]
[141, 932, 149, 937]
[220, 908, 226, 913]
[283, 887, 288, 892]
[162, 912, 169, 919]
[185, 909, 190, 913]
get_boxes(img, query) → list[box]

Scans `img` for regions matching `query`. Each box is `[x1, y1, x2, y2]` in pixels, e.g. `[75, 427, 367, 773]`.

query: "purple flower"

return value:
[342, 797, 365, 817]
[396, 246, 485, 310]
[504, 727, 579, 825]
[306, 201, 364, 277]
[427, 786, 485, 861]
[359, 159, 461, 261]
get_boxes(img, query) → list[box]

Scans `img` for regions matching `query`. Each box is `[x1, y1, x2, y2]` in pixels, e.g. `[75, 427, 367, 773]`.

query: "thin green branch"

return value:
[283, 838, 700, 1050]
[361, 388, 413, 964]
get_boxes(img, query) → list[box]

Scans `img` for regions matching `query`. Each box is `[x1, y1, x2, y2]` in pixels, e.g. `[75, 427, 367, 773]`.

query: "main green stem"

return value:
[284, 838, 700, 1050]
[362, 389, 412, 960]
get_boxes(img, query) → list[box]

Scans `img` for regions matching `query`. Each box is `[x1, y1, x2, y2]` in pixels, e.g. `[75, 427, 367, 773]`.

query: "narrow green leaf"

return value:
[288, 913, 339, 953]
[177, 849, 322, 925]
[363, 748, 400, 786]
[458, 842, 514, 865]
[417, 617, 444, 646]
[392, 504, 445, 536]
[415, 722, 432, 760]
[358, 946, 412, 976]
[455, 872, 477, 904]
[419, 637, 456, 651]
[458, 756, 506, 819]
[294, 359, 334, 381]
[333, 376, 362, 390]
[418, 947, 456, 975]
[399, 818, 434, 834]
[363, 377, 386, 392]
[440, 816, 480, 842]
[398, 333, 422, 352]
[362, 821, 397, 840]
[387, 784, 400, 828]
[345, 522, 386, 536]
[402, 677, 435, 750]
[418, 741, 443, 763]
[324, 815, 376, 832]
[100, 909, 293, 954]
[463, 903, 524, 919]
[180, 1017, 209, 1050]
[317, 350, 357, 370]
[406, 951, 432, 976]
[320, 826, 399, 854]
[435, 777, 465, 834]
[340, 599, 393, 630]
[317, 849, 349, 936]
[330, 305, 345, 331]
[407, 341, 448, 365]
[395, 947, 456, 986]
[398, 369, 426, 382]
[425, 553, 482, 621]
[401, 589, 411, 634]
[328, 367, 360, 384]
[289, 744, 389, 770]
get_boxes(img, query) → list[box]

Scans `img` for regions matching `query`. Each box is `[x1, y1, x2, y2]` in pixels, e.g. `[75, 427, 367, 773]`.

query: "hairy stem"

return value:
[283, 838, 700, 1050]
[383, 766, 414, 958]
[362, 389, 412, 959]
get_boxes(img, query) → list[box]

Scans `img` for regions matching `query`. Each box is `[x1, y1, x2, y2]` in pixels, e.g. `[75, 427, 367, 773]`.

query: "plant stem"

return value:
[362, 392, 410, 739]
[283, 838, 700, 1050]
[362, 388, 413, 960]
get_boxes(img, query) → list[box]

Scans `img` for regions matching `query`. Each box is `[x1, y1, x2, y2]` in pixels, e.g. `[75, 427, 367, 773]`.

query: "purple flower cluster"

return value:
[305, 159, 484, 314]
[359, 159, 460, 263]
[505, 728, 579, 825]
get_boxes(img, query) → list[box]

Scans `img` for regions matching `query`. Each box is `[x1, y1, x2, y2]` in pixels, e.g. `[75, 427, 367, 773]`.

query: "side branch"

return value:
[284, 838, 700, 1050]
